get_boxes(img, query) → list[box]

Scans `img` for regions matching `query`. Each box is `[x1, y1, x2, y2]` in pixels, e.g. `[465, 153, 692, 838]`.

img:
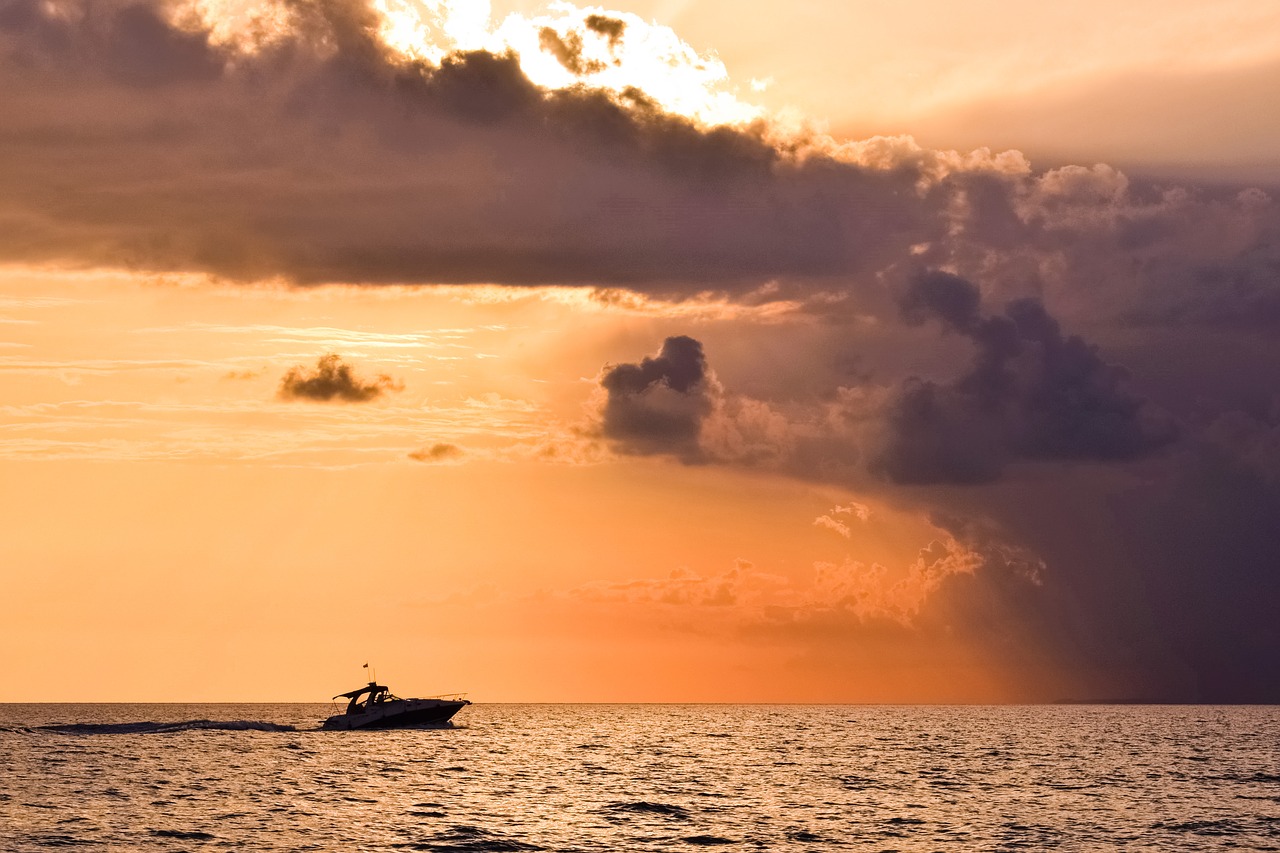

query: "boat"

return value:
[321, 681, 471, 730]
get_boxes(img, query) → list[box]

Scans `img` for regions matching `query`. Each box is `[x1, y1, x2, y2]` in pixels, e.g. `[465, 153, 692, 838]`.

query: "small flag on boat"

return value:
[363, 663, 369, 668]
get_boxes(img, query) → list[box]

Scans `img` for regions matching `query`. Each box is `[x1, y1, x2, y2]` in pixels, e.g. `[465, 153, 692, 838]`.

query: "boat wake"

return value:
[19, 720, 299, 735]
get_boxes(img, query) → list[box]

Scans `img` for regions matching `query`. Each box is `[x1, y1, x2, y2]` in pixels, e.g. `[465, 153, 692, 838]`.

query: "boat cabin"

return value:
[333, 682, 399, 714]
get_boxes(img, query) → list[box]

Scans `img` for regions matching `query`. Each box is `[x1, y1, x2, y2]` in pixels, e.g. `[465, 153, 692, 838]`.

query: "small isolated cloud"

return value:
[813, 515, 851, 538]
[837, 502, 872, 521]
[599, 335, 714, 459]
[278, 354, 402, 403]
[813, 503, 871, 538]
[583, 14, 626, 47]
[409, 442, 464, 464]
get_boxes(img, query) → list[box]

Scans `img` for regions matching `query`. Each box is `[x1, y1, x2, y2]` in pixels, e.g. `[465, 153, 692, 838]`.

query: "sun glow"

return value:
[185, 0, 763, 127]
[372, 0, 761, 125]
[490, 3, 762, 125]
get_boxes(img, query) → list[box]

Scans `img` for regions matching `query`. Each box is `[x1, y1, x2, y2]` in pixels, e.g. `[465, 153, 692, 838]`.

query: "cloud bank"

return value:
[0, 0, 926, 287]
[2, 0, 1277, 332]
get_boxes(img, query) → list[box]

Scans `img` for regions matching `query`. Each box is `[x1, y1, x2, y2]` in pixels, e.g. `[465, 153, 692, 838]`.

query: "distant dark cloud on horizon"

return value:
[278, 354, 401, 402]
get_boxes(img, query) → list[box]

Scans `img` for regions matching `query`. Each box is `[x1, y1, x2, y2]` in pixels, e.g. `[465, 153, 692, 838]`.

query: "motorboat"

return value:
[322, 681, 470, 730]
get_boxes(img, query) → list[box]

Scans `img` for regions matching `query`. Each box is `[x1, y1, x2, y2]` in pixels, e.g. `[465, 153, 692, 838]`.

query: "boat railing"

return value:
[423, 693, 469, 702]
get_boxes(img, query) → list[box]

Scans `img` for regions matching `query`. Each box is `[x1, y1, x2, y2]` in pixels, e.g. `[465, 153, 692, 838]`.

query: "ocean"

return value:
[3, 704, 1278, 851]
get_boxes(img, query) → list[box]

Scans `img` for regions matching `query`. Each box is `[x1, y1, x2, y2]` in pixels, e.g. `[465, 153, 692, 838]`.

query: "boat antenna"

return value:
[363, 662, 377, 684]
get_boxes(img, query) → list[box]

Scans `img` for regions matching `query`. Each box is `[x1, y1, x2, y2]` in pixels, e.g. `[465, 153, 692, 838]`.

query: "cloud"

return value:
[1205, 405, 1280, 485]
[813, 515, 851, 538]
[598, 300, 1176, 487]
[1110, 439, 1280, 701]
[538, 26, 605, 75]
[1123, 230, 1280, 330]
[409, 442, 464, 463]
[278, 354, 401, 402]
[930, 437, 1280, 702]
[904, 53, 1280, 185]
[598, 335, 714, 458]
[562, 534, 1040, 650]
[813, 502, 871, 537]
[0, 0, 977, 289]
[3, 0, 1277, 333]
[874, 271, 1178, 484]
[506, 432, 610, 466]
[583, 14, 625, 49]
[804, 536, 991, 626]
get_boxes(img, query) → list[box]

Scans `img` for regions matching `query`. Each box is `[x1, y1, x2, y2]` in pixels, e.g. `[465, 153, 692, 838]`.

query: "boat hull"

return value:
[322, 698, 469, 731]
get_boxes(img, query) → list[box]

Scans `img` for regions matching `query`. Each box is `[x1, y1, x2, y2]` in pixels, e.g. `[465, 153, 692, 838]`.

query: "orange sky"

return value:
[490, 0, 1280, 179]
[1, 271, 1048, 701]
[2, 0, 1277, 703]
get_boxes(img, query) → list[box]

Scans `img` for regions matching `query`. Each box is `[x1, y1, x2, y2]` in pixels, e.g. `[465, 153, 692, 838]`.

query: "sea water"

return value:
[2, 704, 1277, 851]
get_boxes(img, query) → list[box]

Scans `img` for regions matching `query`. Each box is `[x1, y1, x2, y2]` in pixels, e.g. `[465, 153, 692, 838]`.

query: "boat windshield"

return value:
[334, 682, 403, 714]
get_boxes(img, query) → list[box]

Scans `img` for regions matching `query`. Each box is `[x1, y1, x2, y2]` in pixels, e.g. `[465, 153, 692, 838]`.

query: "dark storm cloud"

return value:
[3, 0, 1277, 324]
[1123, 237, 1280, 330]
[599, 335, 714, 458]
[902, 164, 1280, 340]
[1112, 425, 1280, 701]
[897, 384, 1277, 705]
[898, 270, 983, 332]
[918, 424, 1280, 703]
[595, 326, 1280, 701]
[875, 271, 1177, 484]
[278, 354, 401, 402]
[0, 0, 224, 84]
[0, 0, 932, 288]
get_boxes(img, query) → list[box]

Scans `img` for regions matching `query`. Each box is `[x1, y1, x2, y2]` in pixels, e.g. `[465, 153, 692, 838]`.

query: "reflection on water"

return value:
[2, 704, 1278, 850]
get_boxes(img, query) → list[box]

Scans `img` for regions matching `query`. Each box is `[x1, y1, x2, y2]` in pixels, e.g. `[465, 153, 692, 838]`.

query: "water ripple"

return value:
[2, 704, 1278, 851]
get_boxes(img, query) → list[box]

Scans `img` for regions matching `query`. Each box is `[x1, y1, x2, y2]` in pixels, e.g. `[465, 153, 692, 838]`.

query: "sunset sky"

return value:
[2, 0, 1278, 703]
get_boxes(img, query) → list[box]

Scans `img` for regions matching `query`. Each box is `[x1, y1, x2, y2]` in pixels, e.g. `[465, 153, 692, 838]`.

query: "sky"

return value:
[1, 0, 1278, 703]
